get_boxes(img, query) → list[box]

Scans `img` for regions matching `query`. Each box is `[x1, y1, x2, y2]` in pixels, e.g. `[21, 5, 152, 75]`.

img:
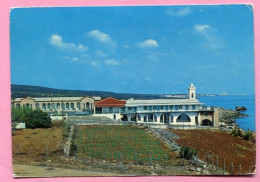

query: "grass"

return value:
[75, 125, 170, 163]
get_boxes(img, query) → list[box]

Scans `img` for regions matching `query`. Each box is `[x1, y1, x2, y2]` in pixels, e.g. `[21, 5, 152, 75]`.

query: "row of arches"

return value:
[15, 102, 93, 111]
[121, 113, 213, 126]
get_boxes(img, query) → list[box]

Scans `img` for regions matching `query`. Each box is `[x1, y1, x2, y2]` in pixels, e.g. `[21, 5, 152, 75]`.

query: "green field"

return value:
[75, 125, 170, 163]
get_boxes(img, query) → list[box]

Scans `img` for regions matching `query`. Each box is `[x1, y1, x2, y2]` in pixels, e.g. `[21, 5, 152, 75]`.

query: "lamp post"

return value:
[62, 99, 64, 120]
[50, 94, 53, 111]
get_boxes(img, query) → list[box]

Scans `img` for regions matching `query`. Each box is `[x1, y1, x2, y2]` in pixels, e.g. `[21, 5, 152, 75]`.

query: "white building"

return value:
[94, 84, 218, 127]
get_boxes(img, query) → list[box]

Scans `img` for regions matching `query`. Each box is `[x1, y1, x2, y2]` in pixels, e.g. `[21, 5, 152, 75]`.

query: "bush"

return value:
[231, 127, 243, 137]
[243, 130, 255, 142]
[11, 107, 52, 129]
[24, 110, 52, 129]
[11, 107, 32, 122]
[180, 146, 197, 159]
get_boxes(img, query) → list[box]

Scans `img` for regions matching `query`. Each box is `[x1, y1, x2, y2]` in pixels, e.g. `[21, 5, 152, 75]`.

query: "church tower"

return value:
[188, 83, 196, 99]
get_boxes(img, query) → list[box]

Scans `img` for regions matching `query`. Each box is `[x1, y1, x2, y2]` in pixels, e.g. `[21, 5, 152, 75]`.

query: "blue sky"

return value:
[10, 5, 255, 95]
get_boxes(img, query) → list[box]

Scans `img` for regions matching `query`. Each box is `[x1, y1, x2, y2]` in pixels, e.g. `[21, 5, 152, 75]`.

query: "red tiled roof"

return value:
[94, 97, 126, 107]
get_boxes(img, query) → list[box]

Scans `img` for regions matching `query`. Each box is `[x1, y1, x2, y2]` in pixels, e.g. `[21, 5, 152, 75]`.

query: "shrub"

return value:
[243, 130, 255, 142]
[231, 127, 243, 137]
[12, 107, 52, 129]
[180, 146, 198, 160]
[11, 107, 33, 129]
[11, 107, 32, 122]
[24, 110, 52, 129]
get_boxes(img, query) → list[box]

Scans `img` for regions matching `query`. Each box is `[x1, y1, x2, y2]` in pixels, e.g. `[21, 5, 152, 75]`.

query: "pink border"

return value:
[0, 0, 258, 181]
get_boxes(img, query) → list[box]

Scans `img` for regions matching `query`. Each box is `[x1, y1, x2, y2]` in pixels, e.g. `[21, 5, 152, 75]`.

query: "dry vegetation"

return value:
[169, 129, 256, 175]
[12, 121, 65, 164]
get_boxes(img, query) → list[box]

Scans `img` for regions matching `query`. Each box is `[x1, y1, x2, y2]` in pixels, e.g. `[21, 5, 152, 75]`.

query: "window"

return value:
[138, 115, 141, 121]
[109, 107, 113, 113]
[114, 107, 119, 113]
[148, 106, 153, 111]
[36, 103, 40, 109]
[102, 107, 108, 114]
[165, 105, 169, 110]
[71, 103, 74, 110]
[133, 107, 137, 111]
[47, 103, 51, 109]
[77, 102, 81, 109]
[169, 105, 173, 110]
[66, 103, 69, 110]
[120, 107, 125, 113]
[176, 113, 191, 122]
[185, 105, 189, 110]
[160, 106, 164, 110]
[156, 106, 160, 110]
[144, 106, 147, 110]
[128, 107, 133, 111]
[96, 107, 102, 114]
[178, 105, 183, 110]
[192, 105, 196, 110]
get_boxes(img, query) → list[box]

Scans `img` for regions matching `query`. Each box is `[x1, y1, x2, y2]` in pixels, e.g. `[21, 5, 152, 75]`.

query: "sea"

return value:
[199, 95, 255, 131]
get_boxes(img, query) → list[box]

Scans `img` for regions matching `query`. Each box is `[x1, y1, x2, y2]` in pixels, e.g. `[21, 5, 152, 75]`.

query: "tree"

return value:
[23, 110, 52, 129]
[11, 107, 32, 129]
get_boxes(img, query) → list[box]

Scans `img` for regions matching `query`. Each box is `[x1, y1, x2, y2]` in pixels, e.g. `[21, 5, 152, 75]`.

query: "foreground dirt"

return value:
[169, 129, 256, 175]
[12, 122, 65, 164]
[13, 164, 127, 177]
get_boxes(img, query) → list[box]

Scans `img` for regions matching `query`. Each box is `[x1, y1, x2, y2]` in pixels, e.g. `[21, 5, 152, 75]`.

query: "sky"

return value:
[10, 5, 255, 95]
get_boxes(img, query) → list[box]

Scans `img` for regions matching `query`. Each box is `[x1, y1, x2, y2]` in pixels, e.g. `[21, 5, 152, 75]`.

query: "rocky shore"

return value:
[218, 107, 248, 125]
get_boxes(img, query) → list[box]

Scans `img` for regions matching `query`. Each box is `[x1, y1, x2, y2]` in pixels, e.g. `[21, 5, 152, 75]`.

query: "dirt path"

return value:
[13, 164, 130, 177]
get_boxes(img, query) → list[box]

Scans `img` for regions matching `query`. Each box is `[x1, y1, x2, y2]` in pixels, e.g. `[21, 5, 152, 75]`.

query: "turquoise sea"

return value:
[199, 95, 255, 131]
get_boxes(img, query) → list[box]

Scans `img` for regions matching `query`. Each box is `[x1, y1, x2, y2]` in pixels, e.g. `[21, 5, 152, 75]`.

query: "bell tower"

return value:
[188, 83, 196, 99]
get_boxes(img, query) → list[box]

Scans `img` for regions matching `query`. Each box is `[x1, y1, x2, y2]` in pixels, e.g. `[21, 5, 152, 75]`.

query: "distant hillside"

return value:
[11, 84, 175, 100]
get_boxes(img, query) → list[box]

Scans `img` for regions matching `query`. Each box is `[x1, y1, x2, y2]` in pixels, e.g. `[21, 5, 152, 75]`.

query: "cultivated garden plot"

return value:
[75, 125, 171, 164]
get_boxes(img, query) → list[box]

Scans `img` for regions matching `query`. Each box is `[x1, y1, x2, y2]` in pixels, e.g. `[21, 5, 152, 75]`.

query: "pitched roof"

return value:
[95, 97, 126, 107]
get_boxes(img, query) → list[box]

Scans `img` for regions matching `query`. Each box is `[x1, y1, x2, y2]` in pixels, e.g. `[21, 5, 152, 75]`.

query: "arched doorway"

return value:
[121, 114, 127, 121]
[202, 119, 212, 126]
[176, 113, 191, 122]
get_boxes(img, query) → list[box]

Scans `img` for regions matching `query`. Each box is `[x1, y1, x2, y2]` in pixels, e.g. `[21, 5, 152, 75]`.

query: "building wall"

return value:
[13, 97, 95, 112]
[20, 98, 35, 109]
[93, 113, 122, 121]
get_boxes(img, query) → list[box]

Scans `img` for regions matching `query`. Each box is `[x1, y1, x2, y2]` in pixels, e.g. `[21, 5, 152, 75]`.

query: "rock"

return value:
[150, 171, 157, 175]
[196, 168, 202, 172]
[203, 170, 210, 175]
[47, 160, 51, 163]
[189, 166, 195, 171]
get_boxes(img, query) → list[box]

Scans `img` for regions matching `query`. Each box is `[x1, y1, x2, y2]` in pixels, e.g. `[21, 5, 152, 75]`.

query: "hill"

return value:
[11, 84, 175, 100]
